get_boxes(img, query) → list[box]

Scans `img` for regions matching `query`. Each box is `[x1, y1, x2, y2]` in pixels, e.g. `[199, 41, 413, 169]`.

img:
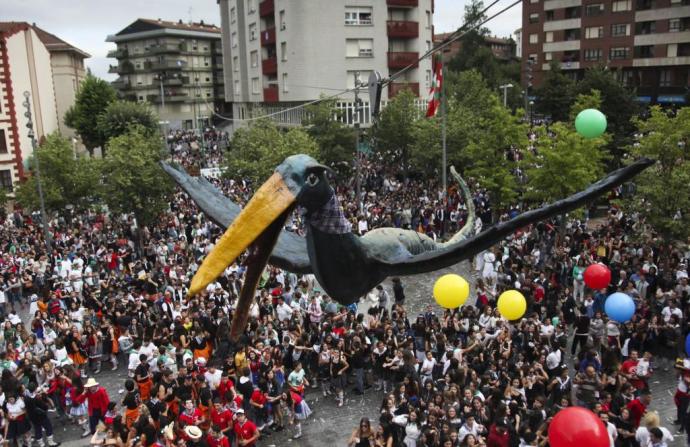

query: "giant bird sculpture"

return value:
[163, 155, 653, 340]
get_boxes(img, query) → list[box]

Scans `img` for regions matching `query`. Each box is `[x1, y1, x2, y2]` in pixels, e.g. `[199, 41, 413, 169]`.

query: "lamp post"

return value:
[499, 83, 514, 108]
[22, 91, 51, 252]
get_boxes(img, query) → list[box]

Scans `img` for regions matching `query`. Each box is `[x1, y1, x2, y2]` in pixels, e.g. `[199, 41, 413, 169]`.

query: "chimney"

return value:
[178, 19, 183, 24]
[200, 19, 205, 26]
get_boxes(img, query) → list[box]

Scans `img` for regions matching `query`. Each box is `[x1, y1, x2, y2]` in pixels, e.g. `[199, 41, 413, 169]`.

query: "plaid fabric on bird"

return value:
[308, 193, 352, 234]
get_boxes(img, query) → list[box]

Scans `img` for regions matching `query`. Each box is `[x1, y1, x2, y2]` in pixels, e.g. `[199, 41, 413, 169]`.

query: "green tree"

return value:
[575, 67, 638, 163]
[303, 98, 356, 175]
[535, 61, 575, 122]
[14, 134, 100, 212]
[224, 119, 319, 184]
[97, 100, 159, 149]
[371, 89, 420, 169]
[625, 106, 690, 240]
[101, 126, 173, 249]
[64, 73, 117, 155]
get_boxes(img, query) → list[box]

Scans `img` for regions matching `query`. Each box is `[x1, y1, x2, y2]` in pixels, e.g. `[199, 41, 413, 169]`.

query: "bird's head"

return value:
[187, 154, 333, 296]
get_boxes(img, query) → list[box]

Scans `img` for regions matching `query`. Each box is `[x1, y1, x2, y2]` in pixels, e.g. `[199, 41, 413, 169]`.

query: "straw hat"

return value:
[84, 378, 99, 388]
[184, 425, 202, 440]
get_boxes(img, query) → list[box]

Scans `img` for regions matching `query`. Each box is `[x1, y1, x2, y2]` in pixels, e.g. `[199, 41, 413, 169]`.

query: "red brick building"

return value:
[522, 0, 690, 105]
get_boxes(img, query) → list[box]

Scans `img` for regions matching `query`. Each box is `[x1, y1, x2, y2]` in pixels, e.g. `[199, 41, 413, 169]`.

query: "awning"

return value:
[657, 95, 686, 104]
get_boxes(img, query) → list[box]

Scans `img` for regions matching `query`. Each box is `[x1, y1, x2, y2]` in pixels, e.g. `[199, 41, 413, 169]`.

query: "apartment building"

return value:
[0, 22, 89, 189]
[218, 0, 434, 128]
[106, 19, 228, 129]
[522, 0, 690, 104]
[434, 32, 517, 63]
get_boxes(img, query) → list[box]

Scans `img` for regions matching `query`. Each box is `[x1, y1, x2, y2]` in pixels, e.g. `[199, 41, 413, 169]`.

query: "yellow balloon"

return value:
[497, 290, 527, 320]
[433, 274, 470, 309]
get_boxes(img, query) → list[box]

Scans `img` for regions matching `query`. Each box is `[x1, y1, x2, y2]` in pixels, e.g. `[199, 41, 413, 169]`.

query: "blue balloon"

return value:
[685, 333, 690, 357]
[604, 292, 635, 323]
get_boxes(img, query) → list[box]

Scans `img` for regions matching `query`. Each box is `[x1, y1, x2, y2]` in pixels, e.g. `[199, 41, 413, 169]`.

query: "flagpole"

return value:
[441, 60, 447, 198]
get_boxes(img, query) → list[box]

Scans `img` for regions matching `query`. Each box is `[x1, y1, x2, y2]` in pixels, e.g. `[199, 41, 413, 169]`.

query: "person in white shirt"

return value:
[661, 301, 683, 323]
[458, 415, 485, 442]
[600, 413, 618, 447]
[275, 297, 293, 322]
[635, 412, 673, 447]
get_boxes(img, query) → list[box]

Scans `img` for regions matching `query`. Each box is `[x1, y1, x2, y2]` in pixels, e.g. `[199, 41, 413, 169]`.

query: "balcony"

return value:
[146, 92, 189, 103]
[261, 27, 276, 46]
[387, 20, 419, 38]
[149, 43, 182, 55]
[387, 0, 418, 6]
[107, 48, 129, 59]
[145, 60, 184, 70]
[108, 62, 134, 74]
[264, 85, 279, 102]
[111, 78, 131, 90]
[387, 51, 419, 68]
[389, 82, 420, 98]
[259, 0, 274, 17]
[262, 56, 277, 75]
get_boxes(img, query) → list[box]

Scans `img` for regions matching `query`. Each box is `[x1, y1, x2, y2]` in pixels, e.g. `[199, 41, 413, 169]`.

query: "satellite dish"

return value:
[368, 71, 382, 117]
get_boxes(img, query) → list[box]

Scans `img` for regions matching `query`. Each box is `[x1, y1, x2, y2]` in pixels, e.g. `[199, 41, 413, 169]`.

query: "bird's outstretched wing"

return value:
[161, 163, 312, 274]
[376, 158, 655, 276]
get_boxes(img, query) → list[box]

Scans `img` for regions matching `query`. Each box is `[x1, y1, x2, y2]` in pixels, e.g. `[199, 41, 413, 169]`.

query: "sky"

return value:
[4, 0, 522, 81]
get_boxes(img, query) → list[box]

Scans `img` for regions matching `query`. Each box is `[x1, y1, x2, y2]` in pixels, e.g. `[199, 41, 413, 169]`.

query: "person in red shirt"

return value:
[217, 373, 234, 404]
[84, 378, 110, 436]
[626, 389, 652, 427]
[206, 425, 230, 447]
[178, 399, 204, 427]
[210, 399, 233, 437]
[621, 351, 645, 390]
[486, 420, 510, 447]
[249, 386, 268, 430]
[233, 409, 259, 447]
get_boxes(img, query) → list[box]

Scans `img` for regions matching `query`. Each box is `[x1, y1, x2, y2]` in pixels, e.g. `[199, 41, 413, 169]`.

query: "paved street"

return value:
[40, 259, 685, 446]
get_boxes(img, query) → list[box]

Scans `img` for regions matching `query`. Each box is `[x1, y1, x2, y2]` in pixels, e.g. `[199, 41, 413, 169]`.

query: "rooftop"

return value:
[115, 18, 221, 37]
[0, 22, 90, 58]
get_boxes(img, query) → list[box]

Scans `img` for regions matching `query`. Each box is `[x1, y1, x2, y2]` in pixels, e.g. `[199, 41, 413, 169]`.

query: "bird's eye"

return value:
[306, 173, 319, 187]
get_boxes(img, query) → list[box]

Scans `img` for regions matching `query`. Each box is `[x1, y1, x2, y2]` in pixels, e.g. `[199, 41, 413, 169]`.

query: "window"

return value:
[426, 41, 431, 51]
[282, 73, 288, 92]
[345, 38, 373, 57]
[248, 0, 256, 13]
[233, 55, 239, 72]
[231, 32, 237, 48]
[529, 33, 539, 44]
[584, 48, 603, 61]
[635, 21, 656, 34]
[250, 51, 258, 68]
[612, 0, 631, 11]
[545, 31, 554, 42]
[585, 26, 604, 39]
[281, 42, 287, 61]
[634, 45, 654, 58]
[609, 47, 629, 60]
[529, 13, 539, 23]
[546, 10, 555, 21]
[670, 19, 681, 32]
[585, 3, 604, 16]
[545, 51, 553, 61]
[251, 77, 260, 94]
[231, 7, 236, 23]
[249, 23, 257, 41]
[564, 6, 580, 18]
[0, 130, 7, 154]
[279, 10, 286, 30]
[0, 170, 11, 191]
[565, 28, 580, 40]
[659, 69, 671, 87]
[426, 69, 432, 88]
[530, 0, 539, 4]
[205, 77, 210, 82]
[426, 11, 432, 28]
[346, 70, 372, 89]
[345, 7, 373, 25]
[234, 80, 240, 95]
[528, 53, 538, 63]
[611, 24, 630, 36]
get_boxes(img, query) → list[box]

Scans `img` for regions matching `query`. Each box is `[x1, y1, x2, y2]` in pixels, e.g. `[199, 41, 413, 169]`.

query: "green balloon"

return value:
[575, 108, 607, 139]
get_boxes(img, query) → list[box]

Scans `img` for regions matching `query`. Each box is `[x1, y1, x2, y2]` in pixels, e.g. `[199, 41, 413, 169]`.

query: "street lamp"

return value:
[499, 83, 514, 107]
[22, 91, 52, 252]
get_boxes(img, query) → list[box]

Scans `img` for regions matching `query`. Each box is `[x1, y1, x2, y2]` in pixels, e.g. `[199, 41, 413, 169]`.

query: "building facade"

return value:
[433, 32, 517, 63]
[522, 0, 690, 104]
[106, 19, 228, 129]
[0, 22, 88, 189]
[218, 0, 434, 128]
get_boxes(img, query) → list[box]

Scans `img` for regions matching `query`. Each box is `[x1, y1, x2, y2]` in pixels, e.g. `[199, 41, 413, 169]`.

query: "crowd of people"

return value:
[0, 128, 687, 447]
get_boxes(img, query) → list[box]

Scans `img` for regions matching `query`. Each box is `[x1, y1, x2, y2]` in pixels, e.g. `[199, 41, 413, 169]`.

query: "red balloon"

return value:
[583, 263, 611, 290]
[548, 407, 609, 447]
